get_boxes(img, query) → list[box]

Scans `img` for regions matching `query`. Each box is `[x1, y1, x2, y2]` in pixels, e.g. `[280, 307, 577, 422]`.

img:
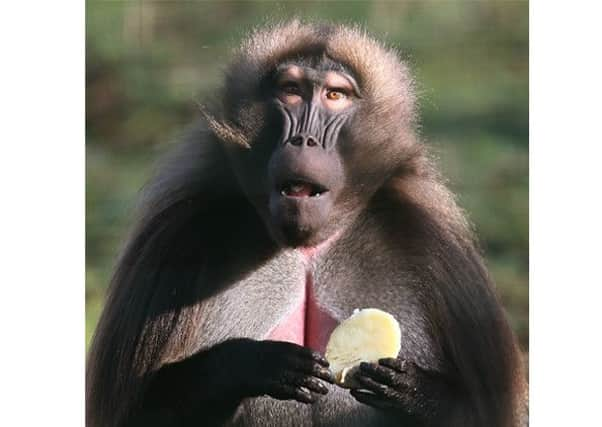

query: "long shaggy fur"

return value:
[86, 20, 526, 427]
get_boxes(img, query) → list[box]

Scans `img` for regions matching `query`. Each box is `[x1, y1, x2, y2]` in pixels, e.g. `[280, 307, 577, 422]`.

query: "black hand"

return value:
[350, 358, 451, 423]
[143, 338, 335, 424]
[235, 339, 335, 404]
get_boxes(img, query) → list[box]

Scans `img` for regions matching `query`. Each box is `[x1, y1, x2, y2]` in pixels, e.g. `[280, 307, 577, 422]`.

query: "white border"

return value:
[531, 0, 602, 425]
[0, 2, 85, 426]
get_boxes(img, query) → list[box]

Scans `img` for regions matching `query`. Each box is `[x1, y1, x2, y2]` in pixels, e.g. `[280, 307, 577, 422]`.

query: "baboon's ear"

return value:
[199, 105, 250, 149]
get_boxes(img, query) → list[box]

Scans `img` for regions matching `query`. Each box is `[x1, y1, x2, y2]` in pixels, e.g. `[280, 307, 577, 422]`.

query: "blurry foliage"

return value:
[86, 1, 528, 352]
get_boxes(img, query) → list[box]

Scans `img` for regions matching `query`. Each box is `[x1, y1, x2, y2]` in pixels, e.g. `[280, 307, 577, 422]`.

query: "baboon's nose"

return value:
[288, 133, 320, 148]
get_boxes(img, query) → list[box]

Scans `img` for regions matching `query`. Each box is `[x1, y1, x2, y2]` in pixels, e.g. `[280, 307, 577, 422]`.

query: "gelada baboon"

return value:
[86, 21, 527, 427]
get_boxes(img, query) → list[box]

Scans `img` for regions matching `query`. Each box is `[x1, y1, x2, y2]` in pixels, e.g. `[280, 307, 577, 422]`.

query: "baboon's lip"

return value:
[279, 180, 329, 198]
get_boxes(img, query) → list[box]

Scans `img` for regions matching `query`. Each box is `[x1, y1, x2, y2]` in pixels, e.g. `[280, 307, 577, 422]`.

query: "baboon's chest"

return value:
[197, 239, 430, 426]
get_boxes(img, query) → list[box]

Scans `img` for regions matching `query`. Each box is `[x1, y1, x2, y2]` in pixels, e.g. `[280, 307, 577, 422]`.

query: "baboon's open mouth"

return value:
[269, 173, 337, 247]
[280, 180, 329, 198]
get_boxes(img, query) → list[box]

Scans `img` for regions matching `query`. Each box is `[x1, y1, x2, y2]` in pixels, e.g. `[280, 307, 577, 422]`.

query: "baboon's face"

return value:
[226, 56, 401, 248]
[264, 60, 359, 247]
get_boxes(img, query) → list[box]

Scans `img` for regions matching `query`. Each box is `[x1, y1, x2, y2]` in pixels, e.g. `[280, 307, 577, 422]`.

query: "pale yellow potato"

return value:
[325, 308, 401, 388]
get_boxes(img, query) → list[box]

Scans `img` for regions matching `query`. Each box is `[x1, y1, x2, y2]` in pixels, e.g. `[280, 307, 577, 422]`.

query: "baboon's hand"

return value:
[350, 358, 449, 423]
[225, 338, 335, 404]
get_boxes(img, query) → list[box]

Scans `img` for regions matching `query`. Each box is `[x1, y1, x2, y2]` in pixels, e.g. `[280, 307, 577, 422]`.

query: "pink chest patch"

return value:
[267, 273, 339, 354]
[266, 282, 308, 345]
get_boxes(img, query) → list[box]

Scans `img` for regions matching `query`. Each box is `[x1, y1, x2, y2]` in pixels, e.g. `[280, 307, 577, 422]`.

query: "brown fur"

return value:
[86, 20, 527, 427]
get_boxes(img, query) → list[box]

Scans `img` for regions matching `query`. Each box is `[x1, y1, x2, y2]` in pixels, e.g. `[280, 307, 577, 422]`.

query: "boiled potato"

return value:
[325, 308, 401, 388]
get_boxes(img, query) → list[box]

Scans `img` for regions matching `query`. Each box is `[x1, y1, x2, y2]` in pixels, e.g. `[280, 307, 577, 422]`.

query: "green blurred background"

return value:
[86, 1, 528, 358]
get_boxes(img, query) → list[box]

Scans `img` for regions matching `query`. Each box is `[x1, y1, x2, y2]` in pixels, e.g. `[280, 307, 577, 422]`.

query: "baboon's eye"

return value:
[326, 90, 346, 101]
[278, 82, 303, 105]
[323, 87, 352, 111]
[281, 82, 301, 94]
